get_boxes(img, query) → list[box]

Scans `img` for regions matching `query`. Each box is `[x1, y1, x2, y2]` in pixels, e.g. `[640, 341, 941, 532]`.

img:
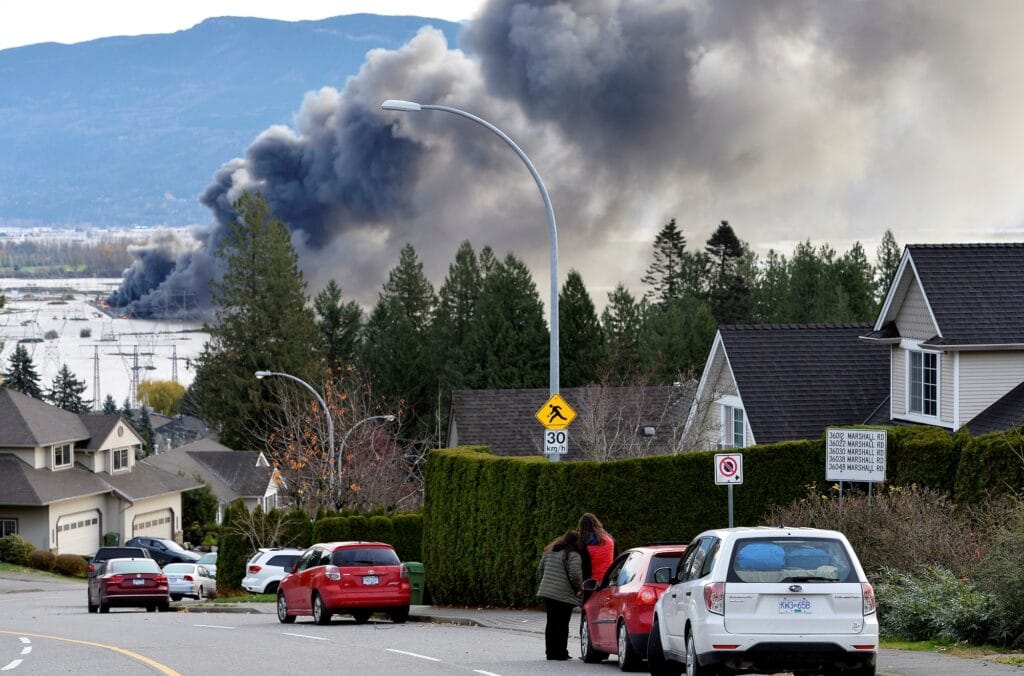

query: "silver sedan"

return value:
[163, 563, 217, 601]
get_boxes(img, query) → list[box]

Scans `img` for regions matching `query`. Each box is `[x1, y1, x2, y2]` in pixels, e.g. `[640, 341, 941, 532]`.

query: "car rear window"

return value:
[163, 564, 194, 573]
[94, 548, 147, 561]
[331, 548, 400, 567]
[727, 537, 856, 584]
[267, 554, 300, 568]
[645, 552, 686, 583]
[108, 559, 161, 574]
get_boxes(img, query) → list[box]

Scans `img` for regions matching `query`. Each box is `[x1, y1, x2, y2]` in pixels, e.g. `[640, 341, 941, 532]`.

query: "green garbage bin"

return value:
[405, 562, 425, 605]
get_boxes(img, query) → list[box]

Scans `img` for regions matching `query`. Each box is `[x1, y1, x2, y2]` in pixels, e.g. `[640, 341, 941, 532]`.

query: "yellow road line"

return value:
[0, 630, 179, 675]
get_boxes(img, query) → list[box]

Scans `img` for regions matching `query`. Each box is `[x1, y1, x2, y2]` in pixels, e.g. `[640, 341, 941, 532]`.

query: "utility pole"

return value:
[93, 345, 101, 411]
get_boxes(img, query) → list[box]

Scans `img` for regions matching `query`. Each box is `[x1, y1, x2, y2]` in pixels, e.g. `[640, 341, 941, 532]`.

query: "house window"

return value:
[112, 448, 130, 472]
[909, 351, 938, 416]
[731, 408, 745, 448]
[0, 519, 16, 537]
[52, 443, 72, 469]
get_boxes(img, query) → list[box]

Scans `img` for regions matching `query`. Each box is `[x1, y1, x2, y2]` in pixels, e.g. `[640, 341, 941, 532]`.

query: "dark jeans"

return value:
[543, 598, 575, 659]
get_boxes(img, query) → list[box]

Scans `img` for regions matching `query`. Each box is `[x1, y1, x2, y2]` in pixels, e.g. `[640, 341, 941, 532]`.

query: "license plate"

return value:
[362, 576, 379, 585]
[133, 579, 145, 586]
[778, 597, 812, 614]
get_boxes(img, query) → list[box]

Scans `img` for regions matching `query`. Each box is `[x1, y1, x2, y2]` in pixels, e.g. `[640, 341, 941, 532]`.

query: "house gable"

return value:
[683, 331, 748, 450]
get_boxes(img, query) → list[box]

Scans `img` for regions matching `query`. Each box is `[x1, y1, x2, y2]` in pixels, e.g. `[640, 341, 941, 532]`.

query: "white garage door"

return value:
[56, 511, 100, 556]
[132, 509, 173, 539]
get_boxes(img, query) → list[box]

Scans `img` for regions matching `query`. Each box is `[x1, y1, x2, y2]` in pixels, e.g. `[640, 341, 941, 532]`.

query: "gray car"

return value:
[163, 562, 217, 601]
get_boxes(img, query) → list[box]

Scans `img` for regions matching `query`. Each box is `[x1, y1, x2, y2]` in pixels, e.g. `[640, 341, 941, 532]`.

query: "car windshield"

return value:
[331, 548, 400, 567]
[163, 564, 194, 573]
[728, 537, 856, 584]
[108, 560, 160, 574]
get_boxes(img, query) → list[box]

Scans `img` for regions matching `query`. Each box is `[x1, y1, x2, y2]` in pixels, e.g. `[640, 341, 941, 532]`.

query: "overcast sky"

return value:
[0, 1, 484, 51]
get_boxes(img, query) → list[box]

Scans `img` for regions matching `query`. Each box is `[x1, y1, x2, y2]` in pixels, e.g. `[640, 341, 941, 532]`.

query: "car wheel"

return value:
[617, 620, 642, 671]
[312, 593, 331, 625]
[99, 602, 109, 614]
[159, 602, 170, 612]
[264, 581, 279, 595]
[686, 629, 713, 676]
[580, 615, 608, 663]
[171, 595, 182, 602]
[87, 593, 97, 614]
[276, 591, 296, 624]
[351, 610, 371, 624]
[647, 617, 683, 676]
[390, 606, 409, 624]
[197, 586, 206, 601]
[146, 605, 156, 612]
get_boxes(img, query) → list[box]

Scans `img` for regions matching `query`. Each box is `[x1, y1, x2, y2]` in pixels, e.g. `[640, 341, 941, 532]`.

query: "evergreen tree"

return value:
[786, 240, 826, 323]
[2, 345, 43, 398]
[102, 394, 118, 414]
[601, 284, 645, 381]
[705, 220, 752, 325]
[836, 242, 877, 321]
[432, 241, 483, 392]
[559, 269, 607, 387]
[751, 249, 789, 322]
[641, 218, 689, 304]
[314, 280, 363, 369]
[463, 253, 549, 389]
[191, 192, 322, 449]
[359, 243, 436, 434]
[46, 363, 89, 413]
[138, 406, 155, 455]
[478, 245, 498, 278]
[875, 229, 902, 303]
[121, 397, 135, 425]
[640, 297, 715, 382]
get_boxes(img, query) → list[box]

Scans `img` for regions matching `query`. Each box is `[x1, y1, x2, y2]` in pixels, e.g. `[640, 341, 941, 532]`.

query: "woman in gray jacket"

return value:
[536, 530, 583, 660]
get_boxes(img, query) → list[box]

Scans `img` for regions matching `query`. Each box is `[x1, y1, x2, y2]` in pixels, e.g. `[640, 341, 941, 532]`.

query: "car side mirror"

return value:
[582, 578, 598, 592]
[653, 567, 672, 584]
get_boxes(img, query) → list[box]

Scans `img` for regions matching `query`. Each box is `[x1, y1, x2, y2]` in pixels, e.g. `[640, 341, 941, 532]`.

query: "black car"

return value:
[124, 537, 201, 565]
[88, 546, 150, 578]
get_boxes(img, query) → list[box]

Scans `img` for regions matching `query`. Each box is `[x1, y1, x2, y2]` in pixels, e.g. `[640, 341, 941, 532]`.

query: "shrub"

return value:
[217, 500, 250, 592]
[0, 535, 35, 565]
[27, 549, 55, 571]
[761, 484, 986, 577]
[876, 566, 999, 645]
[280, 509, 314, 548]
[53, 553, 88, 577]
[972, 497, 1024, 646]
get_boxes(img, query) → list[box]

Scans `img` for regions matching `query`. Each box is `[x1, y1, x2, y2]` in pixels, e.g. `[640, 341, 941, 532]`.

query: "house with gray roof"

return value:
[447, 385, 692, 460]
[684, 243, 1024, 451]
[0, 389, 201, 555]
[144, 437, 284, 522]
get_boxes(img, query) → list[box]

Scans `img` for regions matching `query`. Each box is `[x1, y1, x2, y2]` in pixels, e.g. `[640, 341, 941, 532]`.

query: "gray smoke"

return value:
[111, 0, 1024, 316]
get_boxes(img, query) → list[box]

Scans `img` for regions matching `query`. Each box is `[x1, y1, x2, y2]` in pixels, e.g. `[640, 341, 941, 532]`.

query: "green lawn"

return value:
[0, 562, 85, 582]
[211, 593, 274, 604]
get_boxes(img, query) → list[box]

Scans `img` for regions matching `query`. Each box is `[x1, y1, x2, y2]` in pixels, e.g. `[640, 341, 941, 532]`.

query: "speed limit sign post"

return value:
[714, 452, 743, 528]
[544, 429, 569, 455]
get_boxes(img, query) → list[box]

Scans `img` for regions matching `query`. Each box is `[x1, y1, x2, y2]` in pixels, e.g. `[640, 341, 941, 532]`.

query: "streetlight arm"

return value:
[254, 370, 335, 486]
[337, 414, 397, 480]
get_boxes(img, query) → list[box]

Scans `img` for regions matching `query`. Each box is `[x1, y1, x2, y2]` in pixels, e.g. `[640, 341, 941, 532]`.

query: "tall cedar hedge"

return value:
[423, 426, 1024, 607]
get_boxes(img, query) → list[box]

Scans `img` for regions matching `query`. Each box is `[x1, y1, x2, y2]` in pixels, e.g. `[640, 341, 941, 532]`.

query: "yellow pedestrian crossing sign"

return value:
[535, 393, 576, 430]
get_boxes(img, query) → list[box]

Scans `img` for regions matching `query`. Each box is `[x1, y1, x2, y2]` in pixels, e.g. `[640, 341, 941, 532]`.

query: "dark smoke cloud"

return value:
[111, 0, 1024, 317]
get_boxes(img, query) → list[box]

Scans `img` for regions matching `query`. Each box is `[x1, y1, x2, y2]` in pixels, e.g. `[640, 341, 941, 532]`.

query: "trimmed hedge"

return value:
[311, 513, 422, 562]
[0, 535, 35, 566]
[424, 426, 1024, 607]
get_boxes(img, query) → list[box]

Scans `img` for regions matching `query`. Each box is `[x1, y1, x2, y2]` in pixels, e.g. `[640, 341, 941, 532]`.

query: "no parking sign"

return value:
[715, 453, 743, 485]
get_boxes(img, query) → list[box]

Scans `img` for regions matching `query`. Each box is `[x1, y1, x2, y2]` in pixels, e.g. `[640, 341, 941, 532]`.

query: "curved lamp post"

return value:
[337, 414, 397, 478]
[380, 99, 561, 461]
[255, 370, 335, 487]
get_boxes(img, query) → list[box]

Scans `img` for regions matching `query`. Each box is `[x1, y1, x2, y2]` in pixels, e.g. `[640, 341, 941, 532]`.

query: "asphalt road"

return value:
[1, 572, 1021, 675]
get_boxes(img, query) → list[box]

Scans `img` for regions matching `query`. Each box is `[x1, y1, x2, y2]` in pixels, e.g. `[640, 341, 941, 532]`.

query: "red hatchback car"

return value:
[581, 544, 689, 670]
[276, 541, 411, 625]
[87, 557, 170, 613]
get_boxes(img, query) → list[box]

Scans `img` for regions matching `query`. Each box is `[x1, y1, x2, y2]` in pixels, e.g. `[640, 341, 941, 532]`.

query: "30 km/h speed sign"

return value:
[715, 453, 743, 485]
[544, 429, 569, 455]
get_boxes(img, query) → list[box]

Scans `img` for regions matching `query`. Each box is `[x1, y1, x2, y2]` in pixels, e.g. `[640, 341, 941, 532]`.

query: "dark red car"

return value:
[276, 541, 411, 625]
[581, 544, 688, 670]
[87, 557, 170, 613]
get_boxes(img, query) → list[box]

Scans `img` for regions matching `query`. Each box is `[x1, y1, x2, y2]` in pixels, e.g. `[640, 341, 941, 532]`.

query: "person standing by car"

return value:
[578, 513, 616, 583]
[537, 530, 584, 661]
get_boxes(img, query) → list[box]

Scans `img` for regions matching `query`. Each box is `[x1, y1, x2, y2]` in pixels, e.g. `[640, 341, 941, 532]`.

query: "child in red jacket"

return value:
[578, 513, 616, 583]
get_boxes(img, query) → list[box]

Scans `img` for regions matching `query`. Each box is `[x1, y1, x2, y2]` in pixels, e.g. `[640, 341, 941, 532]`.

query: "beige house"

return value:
[0, 389, 200, 556]
[684, 243, 1024, 451]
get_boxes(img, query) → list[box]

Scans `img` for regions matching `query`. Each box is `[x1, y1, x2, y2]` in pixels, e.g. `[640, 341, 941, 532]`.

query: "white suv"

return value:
[648, 527, 877, 676]
[241, 548, 304, 595]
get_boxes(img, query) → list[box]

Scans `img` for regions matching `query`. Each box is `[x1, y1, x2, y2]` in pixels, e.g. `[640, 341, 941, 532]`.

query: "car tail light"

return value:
[636, 585, 659, 606]
[325, 566, 341, 581]
[107, 575, 124, 585]
[399, 564, 409, 579]
[248, 565, 262, 574]
[704, 582, 725, 615]
[87, 563, 95, 574]
[182, 575, 194, 581]
[155, 575, 167, 585]
[862, 582, 876, 615]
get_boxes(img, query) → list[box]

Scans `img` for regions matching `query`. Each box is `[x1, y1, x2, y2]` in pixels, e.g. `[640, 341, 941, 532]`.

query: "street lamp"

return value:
[255, 370, 335, 487]
[337, 414, 397, 482]
[380, 99, 561, 461]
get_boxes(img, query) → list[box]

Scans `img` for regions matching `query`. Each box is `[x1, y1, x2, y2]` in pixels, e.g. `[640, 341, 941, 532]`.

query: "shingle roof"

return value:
[77, 414, 135, 451]
[102, 460, 202, 501]
[909, 243, 1024, 346]
[966, 381, 1024, 435]
[719, 324, 890, 444]
[187, 451, 272, 497]
[0, 388, 90, 447]
[448, 386, 691, 459]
